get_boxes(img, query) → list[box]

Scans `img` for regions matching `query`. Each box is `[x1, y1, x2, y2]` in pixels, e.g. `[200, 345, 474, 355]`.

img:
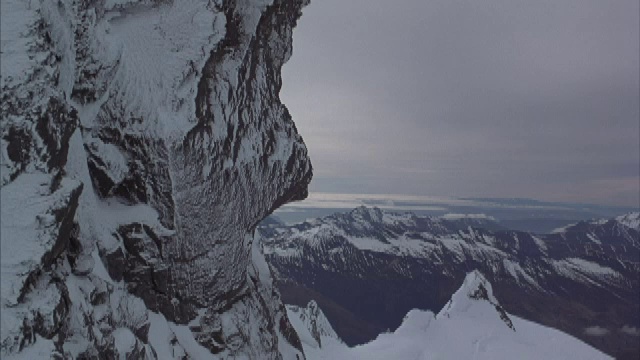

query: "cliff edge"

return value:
[1, 0, 312, 358]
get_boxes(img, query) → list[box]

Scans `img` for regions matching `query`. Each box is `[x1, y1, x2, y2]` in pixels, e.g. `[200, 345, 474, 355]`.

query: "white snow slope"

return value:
[289, 271, 612, 360]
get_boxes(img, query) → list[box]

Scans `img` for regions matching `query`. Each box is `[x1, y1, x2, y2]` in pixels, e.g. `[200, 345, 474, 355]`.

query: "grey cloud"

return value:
[282, 0, 639, 206]
[584, 326, 610, 337]
[620, 325, 640, 336]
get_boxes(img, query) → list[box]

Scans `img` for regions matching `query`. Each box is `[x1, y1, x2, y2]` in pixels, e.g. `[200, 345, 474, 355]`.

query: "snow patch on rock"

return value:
[551, 257, 620, 285]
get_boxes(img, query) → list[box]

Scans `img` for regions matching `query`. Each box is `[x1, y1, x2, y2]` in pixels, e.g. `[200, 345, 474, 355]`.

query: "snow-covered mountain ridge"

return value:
[288, 271, 611, 360]
[261, 207, 640, 359]
[615, 212, 640, 230]
[1, 0, 311, 358]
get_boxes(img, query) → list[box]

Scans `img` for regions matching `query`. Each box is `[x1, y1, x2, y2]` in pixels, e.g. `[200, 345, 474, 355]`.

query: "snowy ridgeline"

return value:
[264, 206, 639, 291]
[262, 206, 639, 359]
[289, 271, 612, 360]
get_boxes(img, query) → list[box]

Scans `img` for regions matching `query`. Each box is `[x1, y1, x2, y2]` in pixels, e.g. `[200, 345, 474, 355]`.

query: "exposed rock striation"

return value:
[1, 0, 311, 358]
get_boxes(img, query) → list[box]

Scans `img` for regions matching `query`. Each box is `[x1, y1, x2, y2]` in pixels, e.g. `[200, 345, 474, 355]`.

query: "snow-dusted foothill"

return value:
[289, 272, 612, 360]
[1, 0, 311, 358]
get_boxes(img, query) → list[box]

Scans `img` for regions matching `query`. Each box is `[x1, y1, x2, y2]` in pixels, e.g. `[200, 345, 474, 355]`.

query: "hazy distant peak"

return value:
[440, 213, 496, 221]
[349, 206, 385, 221]
[616, 212, 640, 231]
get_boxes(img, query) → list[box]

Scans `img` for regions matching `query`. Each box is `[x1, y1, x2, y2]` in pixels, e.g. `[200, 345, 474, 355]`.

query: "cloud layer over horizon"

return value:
[281, 0, 639, 206]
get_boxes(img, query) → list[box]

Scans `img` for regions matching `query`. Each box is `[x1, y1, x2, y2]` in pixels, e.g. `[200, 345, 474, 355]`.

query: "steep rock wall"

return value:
[1, 0, 311, 358]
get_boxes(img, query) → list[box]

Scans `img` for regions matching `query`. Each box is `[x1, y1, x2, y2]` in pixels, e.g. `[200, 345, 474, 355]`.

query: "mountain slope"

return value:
[262, 207, 640, 359]
[1, 0, 311, 358]
[286, 300, 342, 350]
[288, 271, 611, 360]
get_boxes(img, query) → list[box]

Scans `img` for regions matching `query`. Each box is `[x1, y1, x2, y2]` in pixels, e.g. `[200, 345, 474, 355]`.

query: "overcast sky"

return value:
[281, 0, 639, 207]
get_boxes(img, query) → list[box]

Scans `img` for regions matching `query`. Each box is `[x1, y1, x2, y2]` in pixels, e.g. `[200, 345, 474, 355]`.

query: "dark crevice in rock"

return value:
[495, 304, 516, 331]
[4, 126, 32, 176]
[280, 310, 304, 353]
[35, 97, 79, 171]
[44, 183, 83, 268]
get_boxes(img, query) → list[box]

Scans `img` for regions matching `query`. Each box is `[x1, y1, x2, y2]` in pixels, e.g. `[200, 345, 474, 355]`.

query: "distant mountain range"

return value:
[260, 207, 640, 359]
[274, 194, 637, 233]
[288, 271, 612, 360]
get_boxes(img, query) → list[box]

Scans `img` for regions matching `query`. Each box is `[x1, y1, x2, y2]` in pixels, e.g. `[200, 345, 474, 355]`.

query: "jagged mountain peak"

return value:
[290, 273, 612, 359]
[456, 270, 498, 303]
[286, 300, 341, 349]
[439, 270, 515, 331]
[264, 207, 639, 357]
[553, 212, 640, 234]
[339, 206, 418, 230]
[348, 205, 385, 220]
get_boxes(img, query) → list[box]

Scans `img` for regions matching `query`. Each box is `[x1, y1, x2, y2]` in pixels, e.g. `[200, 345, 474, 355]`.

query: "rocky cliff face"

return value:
[1, 0, 311, 358]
